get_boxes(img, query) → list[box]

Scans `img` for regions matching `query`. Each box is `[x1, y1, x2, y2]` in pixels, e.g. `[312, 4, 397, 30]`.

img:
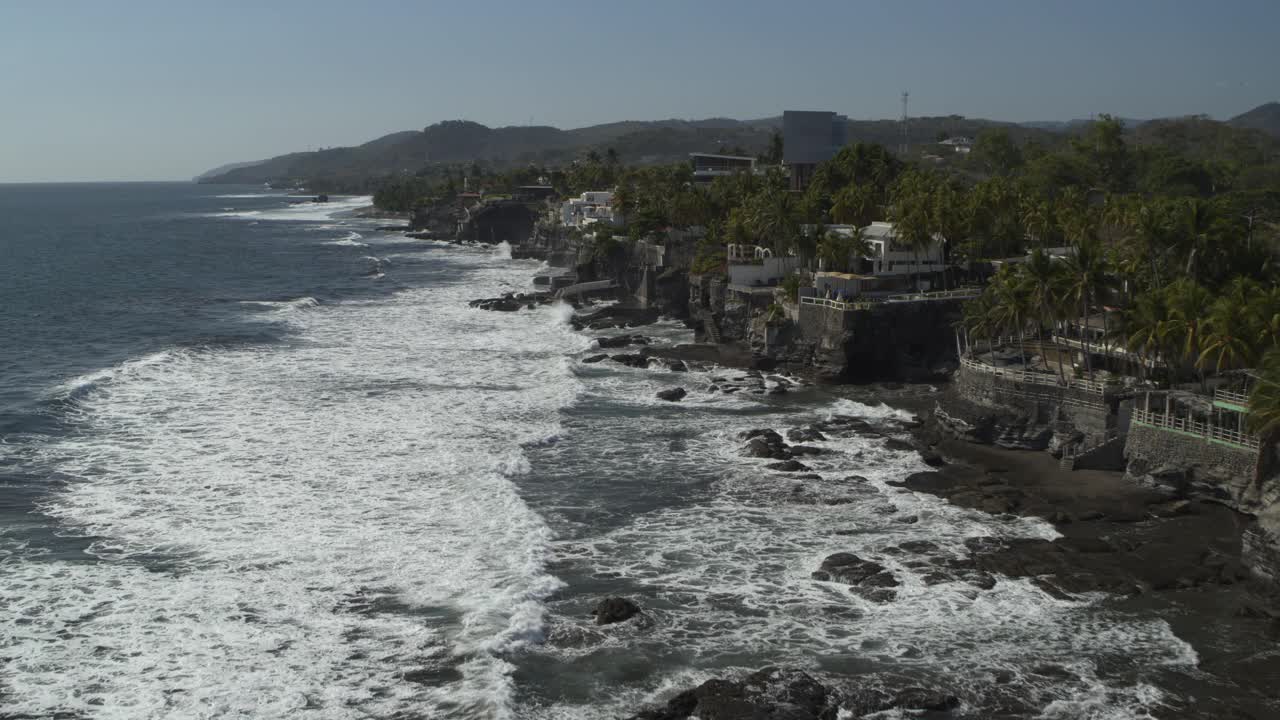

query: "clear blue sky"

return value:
[1, 0, 1277, 182]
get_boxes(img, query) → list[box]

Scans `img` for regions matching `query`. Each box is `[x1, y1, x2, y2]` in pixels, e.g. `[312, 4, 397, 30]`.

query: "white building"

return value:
[938, 136, 973, 154]
[726, 243, 800, 287]
[823, 222, 945, 279]
[560, 191, 620, 229]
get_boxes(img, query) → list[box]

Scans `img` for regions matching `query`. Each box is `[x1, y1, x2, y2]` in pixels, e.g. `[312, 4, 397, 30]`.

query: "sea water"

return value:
[0, 184, 1196, 718]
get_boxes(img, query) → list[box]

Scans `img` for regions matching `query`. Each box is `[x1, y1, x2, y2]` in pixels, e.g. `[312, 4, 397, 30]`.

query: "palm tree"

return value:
[1164, 278, 1212, 387]
[1023, 248, 1068, 378]
[1118, 291, 1171, 383]
[991, 269, 1032, 366]
[1061, 234, 1109, 378]
[817, 229, 872, 273]
[1248, 347, 1280, 437]
[831, 183, 878, 228]
[1198, 277, 1263, 375]
[1175, 198, 1213, 281]
[962, 291, 1000, 358]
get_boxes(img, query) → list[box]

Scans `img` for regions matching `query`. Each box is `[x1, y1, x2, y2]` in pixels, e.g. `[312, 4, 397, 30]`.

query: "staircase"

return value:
[703, 314, 723, 344]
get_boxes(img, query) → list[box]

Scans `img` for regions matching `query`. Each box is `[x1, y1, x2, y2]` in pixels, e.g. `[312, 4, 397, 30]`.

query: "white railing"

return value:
[885, 288, 983, 303]
[1214, 388, 1250, 407]
[800, 296, 876, 312]
[1132, 409, 1260, 451]
[960, 357, 1116, 396]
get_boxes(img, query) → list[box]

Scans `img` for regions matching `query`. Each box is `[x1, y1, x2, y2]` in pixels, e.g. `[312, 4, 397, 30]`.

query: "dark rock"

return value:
[894, 515, 920, 524]
[610, 354, 651, 368]
[766, 460, 811, 473]
[897, 540, 939, 554]
[469, 297, 522, 312]
[740, 430, 791, 460]
[596, 334, 650, 349]
[663, 359, 689, 372]
[766, 385, 788, 395]
[920, 450, 947, 467]
[883, 438, 915, 452]
[787, 427, 826, 443]
[582, 354, 608, 364]
[892, 688, 960, 712]
[592, 597, 642, 625]
[813, 553, 898, 589]
[656, 388, 687, 402]
[625, 667, 837, 720]
[788, 445, 825, 456]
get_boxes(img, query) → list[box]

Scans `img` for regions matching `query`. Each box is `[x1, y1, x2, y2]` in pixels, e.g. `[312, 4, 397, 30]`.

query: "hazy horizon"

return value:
[2, 0, 1277, 182]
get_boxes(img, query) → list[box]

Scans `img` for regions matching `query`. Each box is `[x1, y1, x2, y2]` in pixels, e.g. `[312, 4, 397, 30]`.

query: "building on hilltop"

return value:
[783, 110, 848, 192]
[690, 153, 757, 185]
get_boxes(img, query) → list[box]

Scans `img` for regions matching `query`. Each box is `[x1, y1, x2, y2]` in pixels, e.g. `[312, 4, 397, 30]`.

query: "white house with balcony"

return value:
[560, 191, 620, 229]
[823, 222, 945, 280]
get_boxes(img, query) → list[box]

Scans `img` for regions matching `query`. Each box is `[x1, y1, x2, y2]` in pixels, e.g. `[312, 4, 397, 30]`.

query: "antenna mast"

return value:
[900, 91, 910, 155]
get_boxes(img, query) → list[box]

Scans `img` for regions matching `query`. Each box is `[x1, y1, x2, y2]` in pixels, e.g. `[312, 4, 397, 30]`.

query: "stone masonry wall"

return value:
[1123, 422, 1263, 511]
[955, 366, 1115, 441]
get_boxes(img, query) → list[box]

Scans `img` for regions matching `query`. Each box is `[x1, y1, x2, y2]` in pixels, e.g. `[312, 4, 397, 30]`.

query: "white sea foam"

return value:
[239, 296, 320, 311]
[520, 385, 1196, 717]
[2, 253, 583, 718]
[324, 231, 369, 247]
[211, 195, 371, 222]
[49, 350, 175, 399]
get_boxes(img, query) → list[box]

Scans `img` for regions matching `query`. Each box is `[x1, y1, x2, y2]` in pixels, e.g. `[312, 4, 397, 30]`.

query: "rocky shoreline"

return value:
[466, 285, 1280, 718]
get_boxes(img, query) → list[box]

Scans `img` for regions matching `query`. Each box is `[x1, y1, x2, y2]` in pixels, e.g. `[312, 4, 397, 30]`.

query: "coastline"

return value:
[498, 273, 1280, 717]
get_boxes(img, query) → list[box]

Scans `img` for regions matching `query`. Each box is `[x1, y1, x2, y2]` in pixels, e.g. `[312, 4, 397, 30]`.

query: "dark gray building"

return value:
[783, 110, 848, 191]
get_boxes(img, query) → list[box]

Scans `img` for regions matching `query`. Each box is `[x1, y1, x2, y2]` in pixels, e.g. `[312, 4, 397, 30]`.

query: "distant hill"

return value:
[193, 160, 269, 182]
[1020, 118, 1145, 132]
[1230, 102, 1280, 137]
[198, 114, 1060, 186]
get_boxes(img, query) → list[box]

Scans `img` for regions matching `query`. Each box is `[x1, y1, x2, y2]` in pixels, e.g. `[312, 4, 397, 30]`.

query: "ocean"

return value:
[0, 183, 1198, 718]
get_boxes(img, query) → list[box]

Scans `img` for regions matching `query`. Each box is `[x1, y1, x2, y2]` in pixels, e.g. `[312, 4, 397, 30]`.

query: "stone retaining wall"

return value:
[955, 365, 1116, 442]
[1123, 422, 1264, 511]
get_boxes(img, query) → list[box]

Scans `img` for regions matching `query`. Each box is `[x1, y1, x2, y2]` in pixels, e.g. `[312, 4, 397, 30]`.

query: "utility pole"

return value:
[900, 91, 910, 155]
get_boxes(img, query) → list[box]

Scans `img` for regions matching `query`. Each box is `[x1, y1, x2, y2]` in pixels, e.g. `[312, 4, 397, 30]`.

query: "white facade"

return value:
[728, 256, 800, 287]
[560, 191, 619, 229]
[826, 222, 945, 277]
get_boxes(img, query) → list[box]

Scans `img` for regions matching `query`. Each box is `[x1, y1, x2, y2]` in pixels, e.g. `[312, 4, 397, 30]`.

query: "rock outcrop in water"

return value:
[656, 387, 686, 402]
[811, 553, 900, 602]
[469, 292, 553, 312]
[624, 666, 966, 720]
[593, 597, 642, 625]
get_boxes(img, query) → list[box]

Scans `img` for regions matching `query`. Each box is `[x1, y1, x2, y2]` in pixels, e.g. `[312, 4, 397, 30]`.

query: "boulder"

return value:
[740, 429, 791, 460]
[610, 354, 651, 368]
[582, 354, 608, 364]
[625, 667, 835, 720]
[766, 460, 811, 473]
[656, 387, 687, 402]
[596, 334, 649, 349]
[812, 553, 898, 589]
[787, 426, 826, 443]
[592, 597, 642, 625]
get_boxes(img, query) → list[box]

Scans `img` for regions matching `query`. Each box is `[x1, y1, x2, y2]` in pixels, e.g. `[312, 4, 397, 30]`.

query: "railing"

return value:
[1214, 388, 1250, 408]
[1132, 408, 1260, 451]
[799, 296, 877, 312]
[960, 356, 1116, 396]
[555, 279, 617, 298]
[885, 288, 983, 303]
